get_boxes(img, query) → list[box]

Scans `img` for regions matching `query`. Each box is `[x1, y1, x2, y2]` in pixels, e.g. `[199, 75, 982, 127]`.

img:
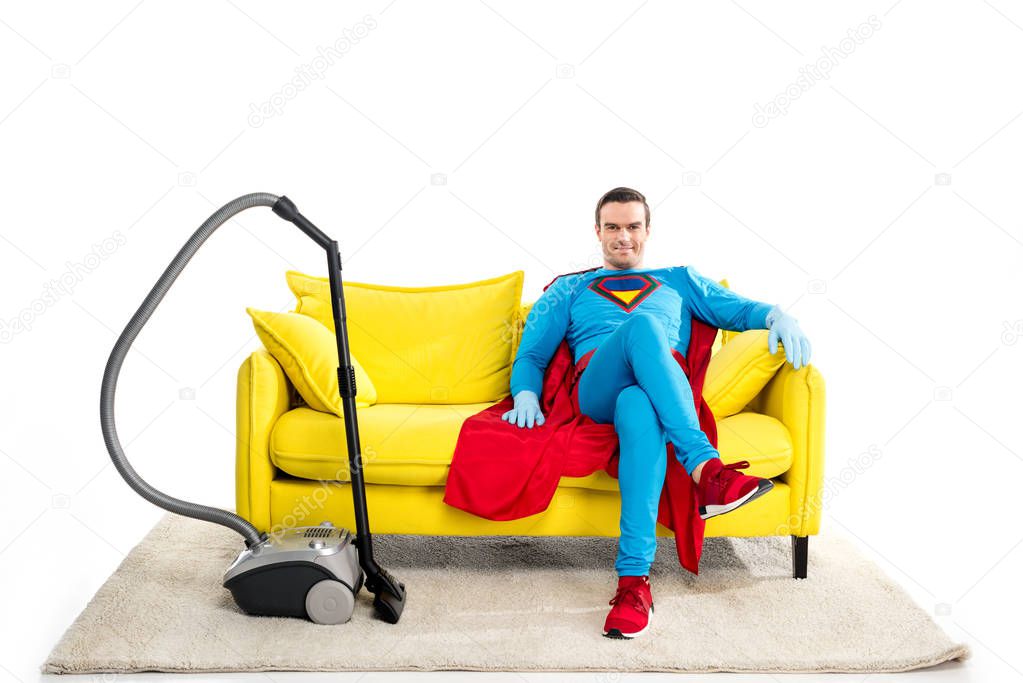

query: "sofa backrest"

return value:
[286, 269, 524, 404]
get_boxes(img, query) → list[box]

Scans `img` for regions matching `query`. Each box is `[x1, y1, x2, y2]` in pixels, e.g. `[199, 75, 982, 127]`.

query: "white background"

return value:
[2, 1, 1021, 680]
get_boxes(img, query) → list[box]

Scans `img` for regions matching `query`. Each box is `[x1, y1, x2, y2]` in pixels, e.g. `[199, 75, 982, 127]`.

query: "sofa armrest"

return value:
[236, 348, 292, 531]
[746, 363, 826, 536]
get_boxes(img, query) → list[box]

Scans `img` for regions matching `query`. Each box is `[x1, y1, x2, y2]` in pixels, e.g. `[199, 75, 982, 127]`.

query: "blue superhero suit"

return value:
[509, 265, 778, 577]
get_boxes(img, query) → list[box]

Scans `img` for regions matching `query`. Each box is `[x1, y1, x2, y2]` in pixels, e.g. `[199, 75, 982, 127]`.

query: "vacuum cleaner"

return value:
[100, 193, 406, 625]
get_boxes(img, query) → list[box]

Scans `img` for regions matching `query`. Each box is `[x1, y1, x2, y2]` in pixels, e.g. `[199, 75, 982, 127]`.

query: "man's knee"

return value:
[614, 385, 660, 434]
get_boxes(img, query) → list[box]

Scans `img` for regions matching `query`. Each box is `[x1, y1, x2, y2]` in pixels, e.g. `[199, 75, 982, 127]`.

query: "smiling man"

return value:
[501, 186, 811, 639]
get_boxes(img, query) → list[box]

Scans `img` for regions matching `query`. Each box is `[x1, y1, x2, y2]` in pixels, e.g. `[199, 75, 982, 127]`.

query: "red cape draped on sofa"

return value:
[442, 274, 720, 575]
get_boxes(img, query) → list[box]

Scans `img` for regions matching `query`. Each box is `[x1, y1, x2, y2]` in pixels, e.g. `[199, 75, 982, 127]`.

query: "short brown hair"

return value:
[595, 187, 650, 228]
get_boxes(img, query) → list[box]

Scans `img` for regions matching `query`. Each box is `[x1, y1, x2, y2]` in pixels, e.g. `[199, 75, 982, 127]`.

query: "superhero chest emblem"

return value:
[587, 273, 661, 312]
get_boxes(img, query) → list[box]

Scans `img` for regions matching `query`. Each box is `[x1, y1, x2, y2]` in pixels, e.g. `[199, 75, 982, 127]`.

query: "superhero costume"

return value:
[443, 265, 776, 575]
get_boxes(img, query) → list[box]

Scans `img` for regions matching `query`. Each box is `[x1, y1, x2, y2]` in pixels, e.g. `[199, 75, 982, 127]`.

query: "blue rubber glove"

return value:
[501, 389, 545, 428]
[766, 306, 812, 370]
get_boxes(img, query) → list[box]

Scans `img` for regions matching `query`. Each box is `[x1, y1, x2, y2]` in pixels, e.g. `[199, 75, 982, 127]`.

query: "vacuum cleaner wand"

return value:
[100, 193, 406, 624]
[272, 196, 406, 623]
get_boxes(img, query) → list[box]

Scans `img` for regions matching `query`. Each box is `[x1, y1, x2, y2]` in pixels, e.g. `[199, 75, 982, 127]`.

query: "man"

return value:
[501, 187, 811, 639]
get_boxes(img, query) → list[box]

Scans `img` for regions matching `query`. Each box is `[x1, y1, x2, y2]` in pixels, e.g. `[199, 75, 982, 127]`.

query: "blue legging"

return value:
[577, 313, 720, 577]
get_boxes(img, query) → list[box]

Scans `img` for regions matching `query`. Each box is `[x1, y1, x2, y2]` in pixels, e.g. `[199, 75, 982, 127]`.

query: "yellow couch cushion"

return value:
[270, 404, 792, 488]
[270, 403, 497, 485]
[714, 411, 793, 477]
[247, 307, 377, 414]
[704, 329, 786, 419]
[286, 270, 523, 404]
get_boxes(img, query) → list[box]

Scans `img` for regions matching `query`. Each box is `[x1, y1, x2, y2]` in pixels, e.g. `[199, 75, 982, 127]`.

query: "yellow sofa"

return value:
[236, 294, 826, 579]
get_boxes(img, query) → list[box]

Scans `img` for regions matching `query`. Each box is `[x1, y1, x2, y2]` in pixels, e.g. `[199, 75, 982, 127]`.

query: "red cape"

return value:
[442, 272, 719, 575]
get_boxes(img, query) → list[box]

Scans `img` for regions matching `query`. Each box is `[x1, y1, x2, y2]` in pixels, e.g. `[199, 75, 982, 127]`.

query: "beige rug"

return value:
[43, 513, 969, 674]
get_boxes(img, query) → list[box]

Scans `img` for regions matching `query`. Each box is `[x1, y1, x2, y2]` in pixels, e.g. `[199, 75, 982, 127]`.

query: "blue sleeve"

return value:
[681, 265, 776, 331]
[509, 275, 574, 398]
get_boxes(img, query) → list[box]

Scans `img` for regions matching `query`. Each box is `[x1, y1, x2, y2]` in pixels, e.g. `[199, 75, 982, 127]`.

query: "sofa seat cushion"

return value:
[270, 403, 500, 486]
[271, 405, 793, 492]
[559, 411, 793, 492]
[714, 411, 794, 477]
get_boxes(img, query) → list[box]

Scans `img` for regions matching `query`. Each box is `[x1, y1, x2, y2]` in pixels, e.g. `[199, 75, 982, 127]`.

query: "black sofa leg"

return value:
[791, 535, 808, 579]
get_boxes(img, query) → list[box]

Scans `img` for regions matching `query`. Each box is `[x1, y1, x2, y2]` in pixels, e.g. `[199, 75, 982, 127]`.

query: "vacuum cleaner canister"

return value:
[223, 522, 365, 625]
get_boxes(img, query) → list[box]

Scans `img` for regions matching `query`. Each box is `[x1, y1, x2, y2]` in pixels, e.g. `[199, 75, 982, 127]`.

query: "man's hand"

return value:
[767, 307, 812, 370]
[502, 390, 546, 428]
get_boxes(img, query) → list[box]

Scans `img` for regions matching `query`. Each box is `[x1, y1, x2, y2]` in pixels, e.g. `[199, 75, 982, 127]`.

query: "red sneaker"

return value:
[696, 458, 773, 520]
[603, 575, 653, 639]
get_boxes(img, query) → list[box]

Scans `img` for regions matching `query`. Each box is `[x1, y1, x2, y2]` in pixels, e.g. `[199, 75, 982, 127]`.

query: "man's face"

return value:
[595, 201, 649, 270]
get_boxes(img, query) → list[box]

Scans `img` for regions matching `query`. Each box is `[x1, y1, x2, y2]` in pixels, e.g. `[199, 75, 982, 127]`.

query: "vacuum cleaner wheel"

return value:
[305, 579, 357, 625]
